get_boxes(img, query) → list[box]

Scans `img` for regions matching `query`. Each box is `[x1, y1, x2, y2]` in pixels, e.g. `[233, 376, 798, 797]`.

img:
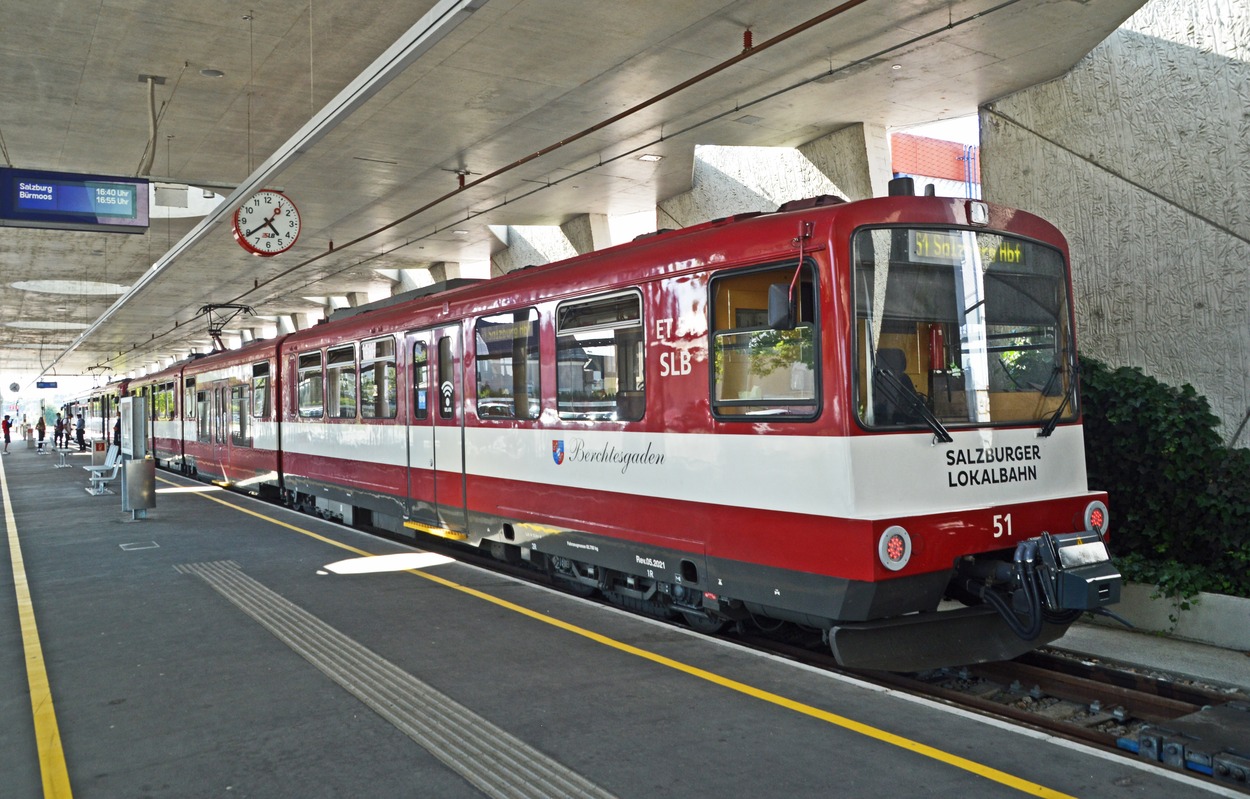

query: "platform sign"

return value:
[120, 396, 147, 459]
[0, 168, 149, 233]
[35, 381, 57, 389]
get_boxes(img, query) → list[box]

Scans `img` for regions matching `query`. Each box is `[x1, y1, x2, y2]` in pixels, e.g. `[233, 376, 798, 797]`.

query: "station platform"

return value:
[1, 445, 1242, 798]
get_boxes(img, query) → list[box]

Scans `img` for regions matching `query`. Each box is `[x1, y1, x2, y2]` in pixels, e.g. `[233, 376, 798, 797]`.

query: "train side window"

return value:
[710, 263, 819, 419]
[556, 292, 644, 421]
[185, 378, 196, 419]
[326, 344, 358, 419]
[475, 309, 540, 420]
[251, 363, 270, 418]
[216, 387, 228, 444]
[230, 385, 251, 447]
[196, 390, 210, 442]
[297, 351, 324, 418]
[413, 341, 429, 421]
[361, 336, 397, 419]
[152, 383, 167, 420]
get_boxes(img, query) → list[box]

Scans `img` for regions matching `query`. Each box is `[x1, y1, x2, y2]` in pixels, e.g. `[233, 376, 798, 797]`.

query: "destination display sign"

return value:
[0, 168, 149, 233]
[909, 230, 1026, 268]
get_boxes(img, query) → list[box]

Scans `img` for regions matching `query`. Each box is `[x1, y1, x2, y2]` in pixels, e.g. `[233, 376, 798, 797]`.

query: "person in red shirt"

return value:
[2, 415, 11, 454]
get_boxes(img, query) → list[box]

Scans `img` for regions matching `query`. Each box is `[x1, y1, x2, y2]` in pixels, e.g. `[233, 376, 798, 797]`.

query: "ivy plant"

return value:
[1080, 358, 1250, 600]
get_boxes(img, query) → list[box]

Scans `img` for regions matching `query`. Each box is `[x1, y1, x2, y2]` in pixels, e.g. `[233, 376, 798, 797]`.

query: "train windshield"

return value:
[852, 227, 1076, 431]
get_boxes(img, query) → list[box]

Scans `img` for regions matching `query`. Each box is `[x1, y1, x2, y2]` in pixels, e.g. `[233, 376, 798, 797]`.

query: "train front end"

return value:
[827, 193, 1122, 670]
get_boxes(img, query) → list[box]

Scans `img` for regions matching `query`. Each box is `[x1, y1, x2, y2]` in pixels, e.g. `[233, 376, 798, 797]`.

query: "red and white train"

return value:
[110, 183, 1120, 670]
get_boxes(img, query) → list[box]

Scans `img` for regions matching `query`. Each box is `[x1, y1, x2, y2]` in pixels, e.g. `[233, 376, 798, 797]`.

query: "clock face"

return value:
[232, 190, 301, 256]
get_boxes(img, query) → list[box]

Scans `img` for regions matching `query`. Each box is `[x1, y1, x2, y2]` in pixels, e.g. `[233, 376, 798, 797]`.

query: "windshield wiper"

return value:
[874, 367, 953, 443]
[1038, 363, 1077, 437]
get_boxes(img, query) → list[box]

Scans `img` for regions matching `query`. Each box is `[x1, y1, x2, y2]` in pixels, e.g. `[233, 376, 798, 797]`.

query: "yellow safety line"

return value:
[180, 480, 1076, 799]
[1, 457, 74, 798]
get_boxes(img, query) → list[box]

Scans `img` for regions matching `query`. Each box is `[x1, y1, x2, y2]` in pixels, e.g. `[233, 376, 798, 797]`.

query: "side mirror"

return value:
[767, 283, 796, 330]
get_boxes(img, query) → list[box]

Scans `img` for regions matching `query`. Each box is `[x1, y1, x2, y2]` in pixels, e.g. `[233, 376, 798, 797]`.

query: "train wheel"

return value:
[554, 576, 597, 597]
[679, 609, 727, 634]
[603, 591, 678, 621]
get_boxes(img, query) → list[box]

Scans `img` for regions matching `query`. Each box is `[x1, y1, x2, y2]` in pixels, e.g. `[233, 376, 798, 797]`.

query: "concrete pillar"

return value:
[798, 122, 892, 201]
[491, 226, 578, 276]
[296, 311, 323, 330]
[374, 268, 433, 293]
[561, 213, 612, 255]
[427, 262, 455, 283]
[657, 143, 842, 228]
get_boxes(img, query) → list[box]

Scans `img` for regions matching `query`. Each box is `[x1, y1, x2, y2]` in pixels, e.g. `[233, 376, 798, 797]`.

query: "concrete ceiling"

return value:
[0, 0, 1145, 386]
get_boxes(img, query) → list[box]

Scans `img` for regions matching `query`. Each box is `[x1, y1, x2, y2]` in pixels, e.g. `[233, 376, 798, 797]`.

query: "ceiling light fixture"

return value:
[637, 154, 663, 162]
[200, 68, 225, 78]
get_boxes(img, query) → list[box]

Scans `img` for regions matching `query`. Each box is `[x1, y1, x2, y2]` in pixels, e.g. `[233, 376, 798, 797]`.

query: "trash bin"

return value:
[122, 457, 156, 514]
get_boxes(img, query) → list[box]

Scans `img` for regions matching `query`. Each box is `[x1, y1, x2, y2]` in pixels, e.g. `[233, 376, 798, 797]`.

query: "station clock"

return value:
[232, 189, 301, 257]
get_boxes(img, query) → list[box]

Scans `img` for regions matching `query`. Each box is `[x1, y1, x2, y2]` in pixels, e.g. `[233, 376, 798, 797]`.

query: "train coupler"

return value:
[1033, 530, 1122, 611]
[962, 529, 1122, 643]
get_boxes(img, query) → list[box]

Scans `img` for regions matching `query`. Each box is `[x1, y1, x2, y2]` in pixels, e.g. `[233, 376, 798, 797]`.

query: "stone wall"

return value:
[980, 0, 1250, 442]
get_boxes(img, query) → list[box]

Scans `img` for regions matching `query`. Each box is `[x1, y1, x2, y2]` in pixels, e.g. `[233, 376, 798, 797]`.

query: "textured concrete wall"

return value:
[981, 0, 1250, 440]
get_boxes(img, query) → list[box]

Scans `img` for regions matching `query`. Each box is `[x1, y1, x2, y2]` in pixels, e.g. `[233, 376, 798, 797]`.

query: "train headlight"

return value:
[878, 525, 912, 571]
[967, 200, 989, 226]
[1083, 500, 1109, 535]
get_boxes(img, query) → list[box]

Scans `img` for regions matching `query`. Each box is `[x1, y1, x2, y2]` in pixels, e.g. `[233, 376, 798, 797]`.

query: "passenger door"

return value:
[404, 325, 467, 535]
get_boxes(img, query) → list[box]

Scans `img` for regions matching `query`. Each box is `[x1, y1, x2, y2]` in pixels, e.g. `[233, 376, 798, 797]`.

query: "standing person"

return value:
[54, 413, 65, 448]
[35, 414, 46, 452]
[2, 415, 11, 454]
[76, 413, 86, 451]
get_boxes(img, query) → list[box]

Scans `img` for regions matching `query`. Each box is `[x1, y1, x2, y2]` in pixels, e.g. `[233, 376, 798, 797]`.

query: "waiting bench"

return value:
[84, 444, 121, 495]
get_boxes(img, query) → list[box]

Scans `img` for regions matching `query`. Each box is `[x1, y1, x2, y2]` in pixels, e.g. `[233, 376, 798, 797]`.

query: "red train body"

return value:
[124, 191, 1121, 669]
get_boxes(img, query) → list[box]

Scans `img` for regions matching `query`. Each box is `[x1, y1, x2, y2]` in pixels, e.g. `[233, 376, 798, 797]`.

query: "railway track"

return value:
[738, 630, 1250, 791]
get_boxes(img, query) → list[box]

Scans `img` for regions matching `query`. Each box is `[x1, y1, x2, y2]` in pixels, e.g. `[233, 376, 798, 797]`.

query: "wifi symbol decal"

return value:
[440, 381, 454, 415]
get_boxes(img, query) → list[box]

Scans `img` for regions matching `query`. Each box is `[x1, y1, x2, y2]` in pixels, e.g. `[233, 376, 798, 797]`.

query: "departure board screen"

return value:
[0, 168, 149, 232]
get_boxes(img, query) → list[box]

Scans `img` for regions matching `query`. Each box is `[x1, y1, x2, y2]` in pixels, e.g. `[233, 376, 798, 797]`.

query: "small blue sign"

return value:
[36, 381, 58, 388]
